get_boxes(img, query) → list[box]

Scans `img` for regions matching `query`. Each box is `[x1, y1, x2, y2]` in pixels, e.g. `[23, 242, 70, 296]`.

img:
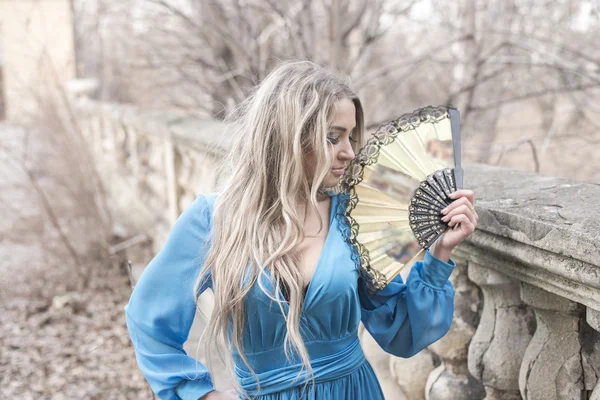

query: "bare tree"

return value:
[73, 0, 420, 117]
[73, 0, 600, 181]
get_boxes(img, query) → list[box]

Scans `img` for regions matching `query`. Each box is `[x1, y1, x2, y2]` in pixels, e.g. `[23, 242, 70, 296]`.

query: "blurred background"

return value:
[1, 0, 599, 399]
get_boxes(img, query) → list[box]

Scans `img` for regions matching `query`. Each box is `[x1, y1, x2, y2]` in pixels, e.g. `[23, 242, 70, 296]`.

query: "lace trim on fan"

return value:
[334, 192, 359, 269]
[335, 190, 387, 294]
[336, 105, 451, 294]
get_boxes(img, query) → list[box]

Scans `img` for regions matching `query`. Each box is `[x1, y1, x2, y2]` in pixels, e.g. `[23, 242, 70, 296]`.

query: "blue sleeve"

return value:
[124, 194, 215, 400]
[359, 250, 455, 358]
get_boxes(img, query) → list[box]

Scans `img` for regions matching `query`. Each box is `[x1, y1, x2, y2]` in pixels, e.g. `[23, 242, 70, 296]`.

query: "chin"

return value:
[322, 174, 342, 188]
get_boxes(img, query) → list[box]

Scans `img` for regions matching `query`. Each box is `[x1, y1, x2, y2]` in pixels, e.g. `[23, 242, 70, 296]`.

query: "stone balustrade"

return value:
[73, 97, 230, 249]
[457, 165, 600, 400]
[73, 96, 600, 399]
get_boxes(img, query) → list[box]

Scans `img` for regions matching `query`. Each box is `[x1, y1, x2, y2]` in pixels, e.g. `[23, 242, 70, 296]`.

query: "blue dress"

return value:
[125, 193, 456, 400]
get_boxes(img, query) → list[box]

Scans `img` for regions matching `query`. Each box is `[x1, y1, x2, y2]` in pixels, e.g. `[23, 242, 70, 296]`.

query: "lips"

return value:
[331, 166, 346, 176]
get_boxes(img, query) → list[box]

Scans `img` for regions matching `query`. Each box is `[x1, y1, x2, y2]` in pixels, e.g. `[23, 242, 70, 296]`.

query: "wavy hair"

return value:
[194, 60, 365, 398]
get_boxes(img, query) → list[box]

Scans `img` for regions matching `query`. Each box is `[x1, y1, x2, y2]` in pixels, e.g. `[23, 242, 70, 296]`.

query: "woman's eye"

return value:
[349, 136, 357, 143]
[327, 137, 339, 145]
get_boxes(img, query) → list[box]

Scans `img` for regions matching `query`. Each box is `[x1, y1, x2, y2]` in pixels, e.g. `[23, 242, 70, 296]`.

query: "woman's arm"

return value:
[359, 189, 477, 357]
[359, 250, 455, 358]
[125, 194, 217, 400]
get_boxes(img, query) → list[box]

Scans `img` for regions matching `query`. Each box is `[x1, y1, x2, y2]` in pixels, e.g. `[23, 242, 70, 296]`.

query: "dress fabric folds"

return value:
[124, 193, 456, 400]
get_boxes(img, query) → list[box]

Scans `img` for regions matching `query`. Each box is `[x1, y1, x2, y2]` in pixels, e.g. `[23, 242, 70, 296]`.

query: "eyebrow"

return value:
[330, 126, 356, 133]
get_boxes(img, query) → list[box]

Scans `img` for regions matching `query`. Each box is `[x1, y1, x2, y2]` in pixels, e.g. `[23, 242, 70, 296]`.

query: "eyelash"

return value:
[327, 136, 357, 145]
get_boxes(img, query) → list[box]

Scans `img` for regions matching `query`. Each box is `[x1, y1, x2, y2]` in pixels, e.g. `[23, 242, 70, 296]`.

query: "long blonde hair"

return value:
[195, 60, 365, 396]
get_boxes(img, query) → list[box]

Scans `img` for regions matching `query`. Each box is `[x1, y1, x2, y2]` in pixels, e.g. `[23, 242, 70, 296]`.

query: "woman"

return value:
[125, 61, 478, 400]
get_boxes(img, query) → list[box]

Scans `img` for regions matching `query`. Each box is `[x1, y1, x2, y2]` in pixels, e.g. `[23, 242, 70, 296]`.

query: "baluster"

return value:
[163, 129, 178, 225]
[360, 324, 434, 400]
[468, 262, 535, 400]
[125, 125, 140, 198]
[582, 309, 600, 400]
[519, 283, 585, 400]
[426, 252, 485, 400]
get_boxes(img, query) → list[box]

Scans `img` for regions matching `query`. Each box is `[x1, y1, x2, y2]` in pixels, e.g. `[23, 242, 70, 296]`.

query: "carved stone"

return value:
[519, 283, 585, 400]
[468, 263, 535, 400]
[583, 309, 600, 399]
[360, 325, 426, 400]
[389, 348, 436, 400]
[73, 97, 600, 397]
[425, 252, 485, 400]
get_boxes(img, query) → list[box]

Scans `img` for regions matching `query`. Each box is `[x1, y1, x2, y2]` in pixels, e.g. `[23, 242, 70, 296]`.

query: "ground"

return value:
[0, 122, 233, 399]
[0, 124, 153, 399]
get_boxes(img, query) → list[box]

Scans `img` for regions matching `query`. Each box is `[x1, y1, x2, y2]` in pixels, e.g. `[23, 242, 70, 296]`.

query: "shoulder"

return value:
[190, 192, 219, 212]
[165, 192, 220, 249]
[181, 192, 220, 225]
[202, 192, 219, 208]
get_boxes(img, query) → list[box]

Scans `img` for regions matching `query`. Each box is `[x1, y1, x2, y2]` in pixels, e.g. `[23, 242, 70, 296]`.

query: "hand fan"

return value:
[337, 105, 462, 293]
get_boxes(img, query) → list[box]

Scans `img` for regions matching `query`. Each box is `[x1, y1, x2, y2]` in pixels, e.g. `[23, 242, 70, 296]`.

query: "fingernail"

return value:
[442, 215, 449, 222]
[441, 207, 448, 214]
[449, 192, 457, 198]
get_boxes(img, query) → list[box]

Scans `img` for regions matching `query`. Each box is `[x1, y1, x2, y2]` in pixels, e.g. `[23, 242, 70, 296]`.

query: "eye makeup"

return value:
[327, 126, 356, 145]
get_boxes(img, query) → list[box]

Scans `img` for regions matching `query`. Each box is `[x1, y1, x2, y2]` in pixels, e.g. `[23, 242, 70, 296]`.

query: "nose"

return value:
[339, 140, 355, 161]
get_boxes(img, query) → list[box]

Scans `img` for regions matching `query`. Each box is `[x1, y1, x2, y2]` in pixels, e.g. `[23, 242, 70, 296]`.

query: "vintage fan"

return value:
[337, 105, 462, 293]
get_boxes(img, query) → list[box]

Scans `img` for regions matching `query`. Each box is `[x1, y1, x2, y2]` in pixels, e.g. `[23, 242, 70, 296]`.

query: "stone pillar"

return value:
[125, 125, 140, 199]
[583, 309, 600, 400]
[360, 324, 435, 400]
[425, 252, 485, 400]
[519, 283, 585, 400]
[468, 263, 535, 400]
[163, 130, 179, 225]
[388, 347, 436, 400]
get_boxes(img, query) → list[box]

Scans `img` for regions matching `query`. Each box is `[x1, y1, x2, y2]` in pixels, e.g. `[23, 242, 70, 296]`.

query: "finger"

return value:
[441, 204, 477, 225]
[449, 189, 475, 206]
[442, 196, 474, 215]
[449, 217, 475, 237]
[448, 214, 475, 235]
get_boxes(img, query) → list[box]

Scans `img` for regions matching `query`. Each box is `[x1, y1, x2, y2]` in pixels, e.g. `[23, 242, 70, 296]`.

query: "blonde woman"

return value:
[125, 61, 478, 400]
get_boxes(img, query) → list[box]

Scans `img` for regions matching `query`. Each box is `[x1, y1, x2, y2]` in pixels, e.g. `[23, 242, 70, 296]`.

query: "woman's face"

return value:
[307, 97, 357, 189]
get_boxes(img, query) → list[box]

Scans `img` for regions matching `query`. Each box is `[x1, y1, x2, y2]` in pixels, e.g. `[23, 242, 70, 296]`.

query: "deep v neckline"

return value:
[278, 195, 337, 311]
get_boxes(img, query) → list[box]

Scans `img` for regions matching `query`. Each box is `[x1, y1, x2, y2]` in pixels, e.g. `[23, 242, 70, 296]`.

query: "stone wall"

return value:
[455, 165, 600, 400]
[73, 97, 230, 250]
[74, 96, 600, 399]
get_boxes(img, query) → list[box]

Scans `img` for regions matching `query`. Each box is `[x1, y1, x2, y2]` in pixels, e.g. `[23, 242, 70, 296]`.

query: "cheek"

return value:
[305, 146, 337, 181]
[334, 147, 344, 159]
[328, 145, 337, 161]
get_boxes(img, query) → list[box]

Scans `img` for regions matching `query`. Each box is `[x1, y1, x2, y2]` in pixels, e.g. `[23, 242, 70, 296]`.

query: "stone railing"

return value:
[72, 97, 230, 249]
[447, 165, 600, 400]
[73, 96, 600, 399]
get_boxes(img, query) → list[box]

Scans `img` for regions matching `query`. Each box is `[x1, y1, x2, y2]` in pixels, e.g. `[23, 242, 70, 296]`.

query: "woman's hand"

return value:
[431, 189, 478, 262]
[201, 390, 239, 399]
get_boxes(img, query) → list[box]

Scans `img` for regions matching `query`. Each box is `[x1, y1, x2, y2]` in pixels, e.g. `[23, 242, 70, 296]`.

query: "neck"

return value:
[316, 188, 329, 202]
